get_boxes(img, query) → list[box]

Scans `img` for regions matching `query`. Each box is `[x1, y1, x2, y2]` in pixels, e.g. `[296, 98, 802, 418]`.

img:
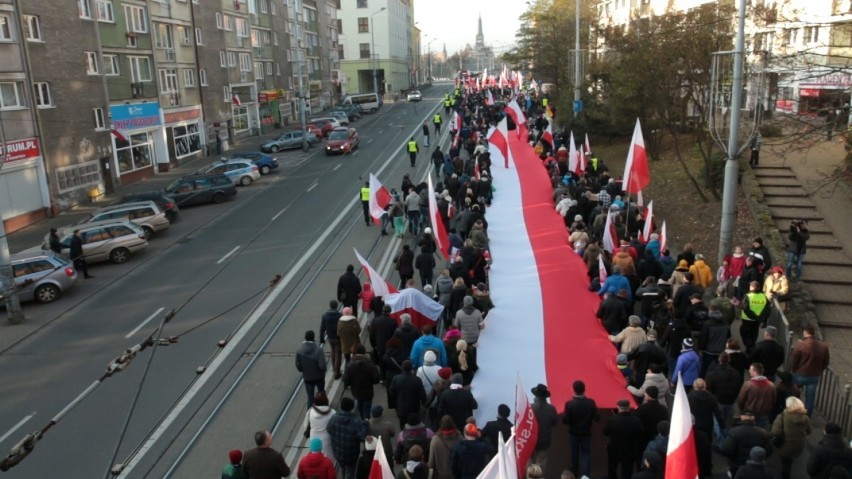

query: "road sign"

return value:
[573, 99, 583, 113]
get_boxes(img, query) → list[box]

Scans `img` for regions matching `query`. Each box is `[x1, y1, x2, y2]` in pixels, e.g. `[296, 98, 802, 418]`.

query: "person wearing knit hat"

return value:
[337, 305, 361, 368]
[454, 296, 484, 348]
[672, 336, 701, 391]
[297, 437, 335, 479]
[367, 407, 397, 468]
[451, 422, 492, 479]
[616, 353, 632, 384]
[481, 404, 513, 450]
[221, 449, 245, 479]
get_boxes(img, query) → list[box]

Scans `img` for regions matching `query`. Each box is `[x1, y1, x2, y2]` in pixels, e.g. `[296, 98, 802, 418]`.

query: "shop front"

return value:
[0, 137, 51, 232]
[110, 103, 168, 185]
[164, 106, 204, 168]
[258, 90, 280, 134]
[230, 85, 259, 138]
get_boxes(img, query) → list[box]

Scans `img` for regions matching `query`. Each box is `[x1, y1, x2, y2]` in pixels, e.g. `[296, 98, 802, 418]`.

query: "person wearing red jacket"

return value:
[297, 438, 336, 479]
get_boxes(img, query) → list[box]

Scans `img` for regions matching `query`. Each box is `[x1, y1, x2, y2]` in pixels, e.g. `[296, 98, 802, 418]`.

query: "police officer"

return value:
[740, 280, 770, 352]
[360, 181, 371, 226]
[407, 137, 419, 167]
[433, 112, 442, 135]
[443, 94, 451, 115]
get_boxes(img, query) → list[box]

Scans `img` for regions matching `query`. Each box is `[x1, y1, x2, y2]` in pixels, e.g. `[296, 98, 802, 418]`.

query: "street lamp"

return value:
[370, 7, 386, 95]
[424, 38, 436, 83]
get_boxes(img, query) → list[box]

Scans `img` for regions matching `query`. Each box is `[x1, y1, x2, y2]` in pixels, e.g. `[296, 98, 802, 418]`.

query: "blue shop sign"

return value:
[110, 103, 162, 131]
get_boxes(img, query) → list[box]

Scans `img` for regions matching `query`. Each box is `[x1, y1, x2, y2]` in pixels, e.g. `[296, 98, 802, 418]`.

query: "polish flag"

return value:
[368, 435, 394, 479]
[576, 148, 586, 175]
[474, 155, 481, 181]
[385, 287, 444, 329]
[622, 119, 650, 195]
[232, 93, 241, 107]
[453, 110, 462, 132]
[513, 374, 538, 478]
[598, 254, 608, 285]
[660, 220, 668, 254]
[110, 128, 127, 143]
[584, 133, 592, 157]
[354, 248, 397, 299]
[603, 211, 619, 254]
[641, 200, 654, 243]
[636, 189, 644, 207]
[478, 432, 518, 479]
[427, 175, 450, 260]
[504, 100, 526, 138]
[540, 120, 553, 147]
[487, 118, 511, 168]
[666, 375, 699, 479]
[567, 131, 578, 174]
[368, 173, 392, 225]
[485, 88, 495, 106]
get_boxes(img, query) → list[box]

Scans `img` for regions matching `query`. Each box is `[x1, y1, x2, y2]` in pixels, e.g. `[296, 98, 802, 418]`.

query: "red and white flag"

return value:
[368, 435, 395, 479]
[487, 118, 511, 168]
[452, 110, 462, 132]
[514, 373, 538, 478]
[603, 211, 619, 254]
[477, 432, 518, 479]
[232, 93, 241, 107]
[584, 133, 592, 157]
[540, 120, 553, 147]
[427, 175, 450, 260]
[576, 147, 586, 175]
[474, 156, 481, 181]
[568, 131, 578, 174]
[385, 287, 444, 329]
[622, 119, 650, 195]
[368, 173, 392, 225]
[660, 220, 668, 254]
[599, 254, 608, 285]
[485, 88, 495, 106]
[666, 375, 699, 479]
[354, 248, 398, 299]
[641, 200, 654, 243]
[504, 100, 526, 138]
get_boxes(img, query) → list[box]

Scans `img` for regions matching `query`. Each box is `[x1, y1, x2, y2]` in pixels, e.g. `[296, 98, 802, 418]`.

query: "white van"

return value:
[343, 93, 383, 114]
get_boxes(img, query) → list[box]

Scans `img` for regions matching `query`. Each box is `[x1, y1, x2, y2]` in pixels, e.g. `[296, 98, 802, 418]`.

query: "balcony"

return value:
[107, 81, 157, 101]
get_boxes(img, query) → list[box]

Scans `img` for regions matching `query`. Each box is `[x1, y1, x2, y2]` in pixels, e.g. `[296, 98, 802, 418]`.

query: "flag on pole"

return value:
[384, 288, 445, 329]
[487, 118, 511, 168]
[642, 200, 654, 242]
[636, 190, 644, 208]
[622, 119, 650, 195]
[603, 211, 619, 254]
[540, 120, 554, 147]
[568, 131, 578, 174]
[485, 88, 494, 106]
[232, 93, 241, 107]
[368, 174, 392, 225]
[660, 220, 667, 255]
[354, 248, 398, 299]
[504, 100, 526, 138]
[474, 155, 481, 181]
[368, 435, 395, 479]
[427, 175, 450, 260]
[576, 147, 586, 175]
[584, 133, 592, 157]
[477, 432, 518, 479]
[514, 373, 538, 478]
[599, 254, 608, 285]
[666, 374, 700, 479]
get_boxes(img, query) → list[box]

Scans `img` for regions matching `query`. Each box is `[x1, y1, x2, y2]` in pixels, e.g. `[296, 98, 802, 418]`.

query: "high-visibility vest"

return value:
[450, 98, 456, 106]
[590, 157, 600, 171]
[433, 114, 442, 124]
[444, 99, 451, 107]
[360, 187, 370, 201]
[542, 98, 549, 107]
[408, 141, 418, 153]
[741, 292, 768, 320]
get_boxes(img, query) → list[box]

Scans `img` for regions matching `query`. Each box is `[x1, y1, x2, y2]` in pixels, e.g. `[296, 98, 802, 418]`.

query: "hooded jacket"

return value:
[297, 451, 335, 479]
[729, 252, 746, 278]
[435, 275, 454, 307]
[337, 314, 362, 355]
[453, 300, 484, 345]
[296, 341, 327, 383]
[807, 432, 852, 478]
[327, 410, 369, 466]
[698, 311, 730, 355]
[705, 364, 743, 404]
[450, 439, 493, 479]
[343, 354, 381, 400]
[770, 409, 812, 459]
[429, 429, 461, 479]
[689, 259, 713, 288]
[410, 334, 448, 368]
[612, 250, 636, 276]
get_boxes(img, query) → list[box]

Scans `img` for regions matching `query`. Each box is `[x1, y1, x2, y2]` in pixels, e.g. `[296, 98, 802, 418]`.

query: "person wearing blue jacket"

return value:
[598, 265, 633, 302]
[409, 324, 448, 368]
[673, 338, 701, 392]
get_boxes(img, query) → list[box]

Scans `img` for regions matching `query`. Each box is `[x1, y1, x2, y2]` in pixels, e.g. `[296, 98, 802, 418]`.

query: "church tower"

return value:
[475, 14, 484, 49]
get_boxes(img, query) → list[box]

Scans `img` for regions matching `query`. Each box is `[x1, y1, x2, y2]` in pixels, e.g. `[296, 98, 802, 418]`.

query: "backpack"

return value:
[394, 429, 431, 464]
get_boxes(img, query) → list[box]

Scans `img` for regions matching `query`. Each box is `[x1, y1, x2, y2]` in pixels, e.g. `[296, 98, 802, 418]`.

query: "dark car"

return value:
[330, 105, 361, 122]
[163, 174, 237, 207]
[113, 192, 179, 221]
[229, 151, 279, 175]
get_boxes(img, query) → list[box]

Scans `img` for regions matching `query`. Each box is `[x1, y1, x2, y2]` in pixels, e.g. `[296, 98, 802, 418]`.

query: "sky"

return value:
[413, 0, 528, 57]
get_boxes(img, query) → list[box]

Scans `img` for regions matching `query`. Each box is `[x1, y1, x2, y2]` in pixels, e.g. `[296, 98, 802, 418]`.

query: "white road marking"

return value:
[333, 163, 342, 171]
[378, 130, 384, 135]
[306, 182, 318, 192]
[367, 138, 374, 144]
[216, 246, 241, 265]
[271, 206, 289, 222]
[0, 413, 35, 445]
[125, 307, 166, 339]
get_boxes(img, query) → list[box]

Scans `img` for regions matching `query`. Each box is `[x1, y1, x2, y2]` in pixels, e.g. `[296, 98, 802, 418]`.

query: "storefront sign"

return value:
[258, 90, 278, 103]
[775, 99, 795, 112]
[799, 88, 821, 97]
[163, 108, 200, 124]
[804, 73, 852, 87]
[0, 137, 40, 163]
[110, 103, 162, 131]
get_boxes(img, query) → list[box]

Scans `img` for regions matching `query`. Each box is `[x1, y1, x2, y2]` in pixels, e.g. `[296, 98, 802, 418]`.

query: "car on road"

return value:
[325, 127, 359, 155]
[164, 174, 237, 206]
[112, 192, 179, 222]
[229, 151, 279, 175]
[196, 159, 261, 186]
[407, 90, 422, 102]
[308, 117, 342, 137]
[327, 110, 350, 126]
[261, 131, 320, 152]
[49, 220, 149, 264]
[4, 251, 78, 304]
[330, 104, 362, 122]
[76, 201, 170, 239]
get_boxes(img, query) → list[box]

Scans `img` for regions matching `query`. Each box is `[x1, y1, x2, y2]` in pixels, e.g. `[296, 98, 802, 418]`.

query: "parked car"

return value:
[5, 251, 77, 304]
[261, 131, 320, 152]
[327, 110, 350, 126]
[163, 174, 237, 207]
[407, 90, 422, 102]
[330, 104, 362, 122]
[229, 151, 279, 175]
[196, 158, 260, 186]
[48, 220, 148, 264]
[325, 127, 360, 155]
[76, 201, 170, 239]
[308, 117, 342, 137]
[112, 192, 179, 222]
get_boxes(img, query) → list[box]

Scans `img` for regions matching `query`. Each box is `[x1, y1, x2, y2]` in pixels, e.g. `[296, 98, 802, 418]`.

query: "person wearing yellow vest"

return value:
[443, 96, 451, 115]
[740, 280, 771, 352]
[542, 97, 549, 108]
[407, 137, 419, 167]
[359, 181, 371, 226]
[433, 113, 442, 134]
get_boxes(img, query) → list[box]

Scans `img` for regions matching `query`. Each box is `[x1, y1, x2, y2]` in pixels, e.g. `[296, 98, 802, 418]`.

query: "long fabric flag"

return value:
[368, 174, 392, 225]
[622, 119, 650, 195]
[368, 435, 394, 479]
[427, 175, 450, 260]
[666, 374, 699, 479]
[599, 254, 608, 285]
[568, 131, 578, 174]
[487, 118, 511, 168]
[485, 88, 494, 106]
[354, 248, 398, 298]
[603, 211, 618, 254]
[514, 374, 537, 478]
[660, 220, 668, 254]
[477, 432, 518, 479]
[504, 100, 526, 138]
[540, 120, 553, 147]
[384, 287, 444, 329]
[641, 200, 654, 242]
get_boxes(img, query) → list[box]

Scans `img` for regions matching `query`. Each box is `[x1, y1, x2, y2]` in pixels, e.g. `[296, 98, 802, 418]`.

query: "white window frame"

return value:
[96, 0, 114, 22]
[260, 0, 268, 14]
[23, 15, 42, 41]
[33, 82, 53, 108]
[248, 0, 258, 15]
[79, 0, 93, 19]
[183, 69, 196, 87]
[0, 82, 24, 110]
[94, 108, 106, 130]
[103, 54, 120, 76]
[223, 15, 232, 31]
[235, 18, 249, 38]
[239, 53, 252, 72]
[85, 51, 99, 75]
[158, 69, 178, 93]
[219, 51, 227, 67]
[215, 12, 223, 29]
[129, 56, 152, 82]
[195, 27, 203, 45]
[223, 86, 230, 102]
[270, 0, 276, 15]
[254, 62, 264, 79]
[266, 62, 273, 75]
[228, 51, 237, 67]
[178, 25, 191, 45]
[124, 5, 148, 33]
[199, 69, 208, 86]
[273, 32, 278, 45]
[155, 23, 174, 49]
[0, 14, 13, 41]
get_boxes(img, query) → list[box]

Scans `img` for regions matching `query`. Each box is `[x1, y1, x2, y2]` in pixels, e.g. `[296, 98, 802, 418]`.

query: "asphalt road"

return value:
[0, 83, 454, 479]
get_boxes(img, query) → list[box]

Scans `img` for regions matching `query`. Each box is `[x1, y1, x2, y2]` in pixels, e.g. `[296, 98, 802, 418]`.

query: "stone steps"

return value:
[810, 284, 852, 306]
[802, 265, 852, 284]
[761, 186, 810, 197]
[804, 249, 851, 266]
[770, 207, 824, 221]
[765, 197, 816, 208]
[814, 303, 852, 328]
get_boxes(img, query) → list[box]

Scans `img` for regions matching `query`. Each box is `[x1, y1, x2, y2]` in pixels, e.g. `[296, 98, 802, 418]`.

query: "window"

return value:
[266, 62, 273, 75]
[96, 0, 114, 22]
[199, 69, 207, 86]
[219, 50, 227, 67]
[239, 53, 251, 72]
[223, 15, 232, 31]
[357, 17, 368, 33]
[260, 0, 268, 13]
[115, 132, 153, 173]
[248, 0, 257, 14]
[223, 86, 230, 103]
[155, 23, 174, 48]
[94, 108, 106, 129]
[85, 51, 99, 74]
[33, 82, 53, 107]
[129, 56, 152, 82]
[215, 12, 223, 29]
[235, 18, 248, 37]
[254, 62, 264, 79]
[356, 0, 367, 7]
[0, 14, 12, 41]
[804, 26, 820, 44]
[171, 123, 201, 158]
[359, 43, 370, 59]
[0, 82, 24, 109]
[79, 0, 92, 19]
[103, 54, 119, 75]
[158, 69, 178, 93]
[784, 28, 798, 46]
[228, 51, 237, 67]
[183, 69, 195, 87]
[195, 28, 203, 45]
[22, 16, 42, 41]
[273, 32, 278, 45]
[179, 26, 191, 45]
[270, 0, 276, 15]
[124, 5, 147, 33]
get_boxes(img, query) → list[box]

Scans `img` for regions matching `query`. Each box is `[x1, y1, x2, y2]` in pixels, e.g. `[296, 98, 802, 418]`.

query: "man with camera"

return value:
[786, 219, 810, 281]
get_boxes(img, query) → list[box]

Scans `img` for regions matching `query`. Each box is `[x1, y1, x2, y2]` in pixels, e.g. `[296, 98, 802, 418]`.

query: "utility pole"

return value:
[371, 8, 386, 95]
[295, 0, 308, 151]
[718, 0, 747, 264]
[573, 0, 581, 118]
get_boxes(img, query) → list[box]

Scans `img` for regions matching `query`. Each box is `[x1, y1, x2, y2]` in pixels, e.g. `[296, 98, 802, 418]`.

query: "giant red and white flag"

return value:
[622, 119, 650, 194]
[599, 254, 608, 285]
[540, 120, 554, 147]
[660, 220, 668, 254]
[368, 173, 392, 225]
[666, 375, 699, 479]
[368, 435, 395, 479]
[567, 131, 578, 174]
[603, 211, 619, 254]
[385, 287, 444, 329]
[354, 248, 398, 299]
[641, 200, 654, 243]
[504, 100, 526, 138]
[514, 373, 538, 479]
[427, 175, 450, 260]
[487, 118, 511, 168]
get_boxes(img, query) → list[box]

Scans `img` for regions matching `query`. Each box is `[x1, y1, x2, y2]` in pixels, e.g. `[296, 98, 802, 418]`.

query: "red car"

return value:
[325, 128, 359, 155]
[291, 124, 323, 140]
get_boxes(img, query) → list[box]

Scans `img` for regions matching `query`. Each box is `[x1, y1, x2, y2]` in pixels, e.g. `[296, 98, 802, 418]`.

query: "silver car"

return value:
[48, 220, 148, 264]
[195, 159, 261, 186]
[76, 200, 170, 239]
[6, 251, 78, 304]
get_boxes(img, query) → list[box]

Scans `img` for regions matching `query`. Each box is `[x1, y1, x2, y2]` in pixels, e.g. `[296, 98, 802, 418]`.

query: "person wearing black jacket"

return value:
[563, 380, 600, 478]
[388, 360, 427, 430]
[627, 330, 667, 387]
[596, 292, 628, 335]
[719, 411, 773, 477]
[320, 300, 343, 379]
[604, 399, 644, 479]
[438, 374, 478, 435]
[749, 326, 786, 381]
[344, 345, 382, 420]
[736, 255, 763, 300]
[634, 386, 668, 466]
[337, 264, 362, 315]
[687, 379, 724, 440]
[370, 305, 398, 371]
[807, 422, 852, 478]
[672, 273, 700, 318]
[786, 220, 810, 280]
[480, 404, 513, 452]
[705, 352, 743, 428]
[698, 308, 730, 377]
[69, 229, 92, 279]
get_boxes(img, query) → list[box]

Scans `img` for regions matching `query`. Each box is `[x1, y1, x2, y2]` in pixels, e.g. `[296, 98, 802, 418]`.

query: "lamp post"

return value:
[370, 7, 386, 95]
